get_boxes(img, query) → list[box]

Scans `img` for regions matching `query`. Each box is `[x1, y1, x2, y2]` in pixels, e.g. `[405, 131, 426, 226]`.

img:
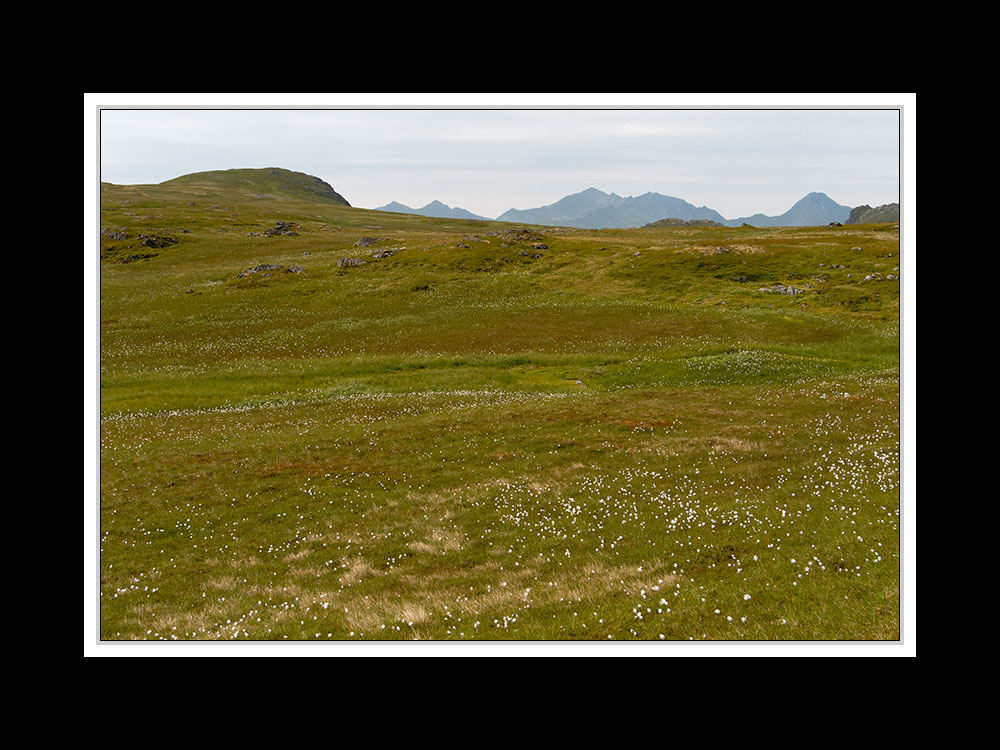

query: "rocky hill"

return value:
[845, 203, 900, 224]
[642, 218, 725, 228]
[163, 167, 351, 206]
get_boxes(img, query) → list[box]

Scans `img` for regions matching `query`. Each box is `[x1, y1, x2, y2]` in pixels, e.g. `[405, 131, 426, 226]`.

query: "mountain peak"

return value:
[730, 192, 851, 227]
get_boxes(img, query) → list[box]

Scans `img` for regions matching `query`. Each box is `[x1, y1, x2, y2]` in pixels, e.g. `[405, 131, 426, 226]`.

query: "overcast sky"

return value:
[99, 106, 900, 220]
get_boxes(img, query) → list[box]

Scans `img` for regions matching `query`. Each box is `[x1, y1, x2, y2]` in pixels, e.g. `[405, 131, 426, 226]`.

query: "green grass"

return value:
[98, 171, 901, 641]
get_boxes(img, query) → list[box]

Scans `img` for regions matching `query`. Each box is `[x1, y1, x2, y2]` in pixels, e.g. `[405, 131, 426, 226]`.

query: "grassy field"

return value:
[96, 169, 902, 642]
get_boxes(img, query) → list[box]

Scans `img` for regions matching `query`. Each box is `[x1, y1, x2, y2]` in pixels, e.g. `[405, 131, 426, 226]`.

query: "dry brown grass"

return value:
[340, 557, 681, 636]
[407, 526, 465, 555]
[339, 556, 380, 586]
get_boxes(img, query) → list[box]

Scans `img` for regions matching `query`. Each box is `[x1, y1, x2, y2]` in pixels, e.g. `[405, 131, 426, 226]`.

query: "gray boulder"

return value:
[236, 263, 282, 278]
[759, 284, 805, 296]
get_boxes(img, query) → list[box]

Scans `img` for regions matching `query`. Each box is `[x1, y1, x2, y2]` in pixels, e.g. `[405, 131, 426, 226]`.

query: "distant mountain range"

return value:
[152, 169, 887, 229]
[377, 188, 863, 228]
[496, 188, 732, 229]
[495, 188, 853, 229]
[375, 200, 488, 221]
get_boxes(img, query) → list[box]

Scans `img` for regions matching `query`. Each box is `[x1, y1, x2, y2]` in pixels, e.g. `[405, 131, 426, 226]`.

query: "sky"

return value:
[98, 103, 901, 220]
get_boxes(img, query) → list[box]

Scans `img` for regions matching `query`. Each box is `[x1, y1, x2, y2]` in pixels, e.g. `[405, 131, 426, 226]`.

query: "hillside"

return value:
[642, 218, 725, 228]
[98, 168, 901, 642]
[846, 203, 900, 224]
[161, 167, 351, 205]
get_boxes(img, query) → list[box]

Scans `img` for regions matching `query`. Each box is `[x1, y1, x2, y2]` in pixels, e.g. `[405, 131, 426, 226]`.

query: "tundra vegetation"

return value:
[98, 169, 901, 641]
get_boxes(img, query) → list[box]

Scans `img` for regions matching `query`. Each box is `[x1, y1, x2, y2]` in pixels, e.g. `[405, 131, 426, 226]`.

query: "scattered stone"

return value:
[337, 257, 367, 268]
[354, 237, 382, 247]
[634, 251, 641, 256]
[887, 274, 898, 280]
[759, 284, 805, 296]
[531, 253, 543, 259]
[236, 263, 282, 279]
[371, 249, 396, 259]
[851, 246, 862, 251]
[102, 228, 129, 241]
[285, 265, 305, 274]
[498, 229, 544, 244]
[533, 243, 549, 250]
[829, 222, 842, 227]
[518, 250, 530, 257]
[455, 242, 470, 248]
[263, 221, 299, 237]
[138, 234, 178, 249]
[731, 275, 747, 283]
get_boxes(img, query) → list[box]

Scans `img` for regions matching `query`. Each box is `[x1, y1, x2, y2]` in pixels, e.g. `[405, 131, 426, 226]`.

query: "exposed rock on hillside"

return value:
[845, 203, 900, 224]
[236, 264, 282, 278]
[139, 234, 178, 249]
[759, 284, 805, 296]
[263, 221, 300, 237]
